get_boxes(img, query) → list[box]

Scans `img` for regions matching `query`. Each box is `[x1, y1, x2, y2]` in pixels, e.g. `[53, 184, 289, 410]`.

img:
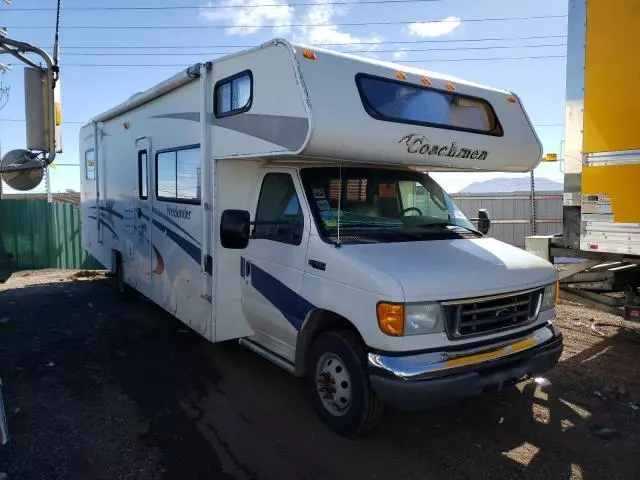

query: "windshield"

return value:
[300, 167, 479, 244]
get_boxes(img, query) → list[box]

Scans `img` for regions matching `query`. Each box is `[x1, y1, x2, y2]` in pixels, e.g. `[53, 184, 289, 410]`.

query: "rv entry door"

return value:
[134, 137, 153, 289]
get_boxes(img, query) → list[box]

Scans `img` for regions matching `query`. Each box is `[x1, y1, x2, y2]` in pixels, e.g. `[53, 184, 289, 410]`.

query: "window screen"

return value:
[253, 173, 303, 245]
[215, 71, 252, 117]
[329, 179, 368, 202]
[85, 150, 95, 180]
[357, 74, 502, 135]
[138, 151, 148, 199]
[156, 146, 201, 203]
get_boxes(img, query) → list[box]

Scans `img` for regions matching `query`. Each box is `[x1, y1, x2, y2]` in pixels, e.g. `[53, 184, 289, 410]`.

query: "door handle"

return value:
[136, 207, 142, 219]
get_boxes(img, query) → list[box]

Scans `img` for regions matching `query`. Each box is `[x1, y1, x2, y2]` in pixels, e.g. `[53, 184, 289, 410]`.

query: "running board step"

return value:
[239, 338, 295, 374]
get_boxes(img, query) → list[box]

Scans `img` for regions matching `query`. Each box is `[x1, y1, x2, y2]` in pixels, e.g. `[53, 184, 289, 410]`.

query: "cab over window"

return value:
[215, 71, 252, 117]
[253, 173, 303, 245]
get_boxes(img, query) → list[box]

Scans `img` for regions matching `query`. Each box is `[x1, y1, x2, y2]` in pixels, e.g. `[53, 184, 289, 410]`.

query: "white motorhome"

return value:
[80, 39, 563, 436]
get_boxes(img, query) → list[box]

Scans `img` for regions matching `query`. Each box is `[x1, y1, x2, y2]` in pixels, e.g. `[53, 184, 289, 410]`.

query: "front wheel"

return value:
[307, 330, 384, 437]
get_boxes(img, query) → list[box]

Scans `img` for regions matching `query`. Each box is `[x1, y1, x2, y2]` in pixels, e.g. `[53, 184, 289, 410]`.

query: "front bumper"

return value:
[368, 323, 563, 411]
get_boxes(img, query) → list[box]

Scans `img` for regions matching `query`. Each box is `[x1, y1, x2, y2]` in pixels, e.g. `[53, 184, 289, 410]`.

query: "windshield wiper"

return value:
[328, 222, 425, 239]
[416, 223, 483, 237]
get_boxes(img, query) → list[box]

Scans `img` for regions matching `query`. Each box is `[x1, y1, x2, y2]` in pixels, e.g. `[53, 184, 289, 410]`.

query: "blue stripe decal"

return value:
[88, 215, 119, 240]
[152, 207, 200, 246]
[152, 219, 201, 264]
[99, 206, 124, 219]
[250, 264, 314, 331]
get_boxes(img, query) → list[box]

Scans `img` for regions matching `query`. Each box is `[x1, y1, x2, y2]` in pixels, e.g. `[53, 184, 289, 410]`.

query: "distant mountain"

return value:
[460, 177, 563, 194]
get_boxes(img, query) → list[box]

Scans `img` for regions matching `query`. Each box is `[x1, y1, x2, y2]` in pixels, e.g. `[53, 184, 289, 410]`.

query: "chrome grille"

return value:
[443, 288, 543, 339]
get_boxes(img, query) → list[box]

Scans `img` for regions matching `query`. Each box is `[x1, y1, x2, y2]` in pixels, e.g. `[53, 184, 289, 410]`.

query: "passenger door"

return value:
[134, 138, 153, 290]
[241, 171, 309, 360]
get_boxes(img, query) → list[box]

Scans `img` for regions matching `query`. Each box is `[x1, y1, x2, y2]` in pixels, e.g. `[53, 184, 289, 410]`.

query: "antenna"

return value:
[336, 164, 342, 248]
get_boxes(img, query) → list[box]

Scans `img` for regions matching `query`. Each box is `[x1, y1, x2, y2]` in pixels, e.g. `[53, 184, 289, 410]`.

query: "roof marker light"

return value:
[421, 76, 431, 86]
[302, 49, 317, 60]
[507, 96, 517, 104]
[395, 72, 407, 80]
[445, 82, 455, 92]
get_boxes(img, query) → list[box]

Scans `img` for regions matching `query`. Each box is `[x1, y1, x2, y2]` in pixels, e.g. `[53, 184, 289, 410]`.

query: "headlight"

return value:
[377, 302, 445, 336]
[540, 281, 558, 311]
[404, 303, 445, 335]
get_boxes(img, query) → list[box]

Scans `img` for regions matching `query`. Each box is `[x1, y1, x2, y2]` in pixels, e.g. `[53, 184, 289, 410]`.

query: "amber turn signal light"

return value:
[377, 302, 405, 336]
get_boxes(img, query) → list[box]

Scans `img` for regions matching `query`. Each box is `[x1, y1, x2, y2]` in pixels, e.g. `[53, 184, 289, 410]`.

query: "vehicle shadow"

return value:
[1, 276, 639, 480]
[375, 326, 640, 480]
[201, 313, 640, 480]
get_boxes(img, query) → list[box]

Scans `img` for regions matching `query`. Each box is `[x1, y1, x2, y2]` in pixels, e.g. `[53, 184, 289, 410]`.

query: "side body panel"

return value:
[578, 0, 640, 255]
[211, 42, 311, 159]
[80, 80, 214, 339]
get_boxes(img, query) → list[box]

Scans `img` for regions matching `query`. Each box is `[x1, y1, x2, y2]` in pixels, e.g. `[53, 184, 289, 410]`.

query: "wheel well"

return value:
[294, 309, 363, 377]
[111, 249, 122, 274]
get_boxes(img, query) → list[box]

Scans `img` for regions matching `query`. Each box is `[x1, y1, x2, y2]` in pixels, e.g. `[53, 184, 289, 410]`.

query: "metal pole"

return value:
[0, 81, 9, 200]
[45, 166, 52, 203]
[530, 169, 537, 235]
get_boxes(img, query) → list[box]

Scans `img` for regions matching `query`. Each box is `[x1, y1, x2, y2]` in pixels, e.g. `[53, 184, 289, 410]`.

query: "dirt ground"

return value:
[0, 269, 639, 480]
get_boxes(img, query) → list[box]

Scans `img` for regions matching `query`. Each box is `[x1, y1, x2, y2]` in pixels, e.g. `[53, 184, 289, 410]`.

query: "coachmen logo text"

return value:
[399, 134, 488, 160]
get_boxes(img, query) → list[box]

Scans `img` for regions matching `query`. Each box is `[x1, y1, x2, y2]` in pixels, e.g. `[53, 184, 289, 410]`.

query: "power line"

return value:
[57, 43, 567, 56]
[401, 54, 566, 63]
[2, 14, 569, 29]
[4, 53, 567, 68]
[0, 119, 564, 128]
[0, 0, 461, 10]
[53, 34, 569, 49]
[1, 119, 85, 124]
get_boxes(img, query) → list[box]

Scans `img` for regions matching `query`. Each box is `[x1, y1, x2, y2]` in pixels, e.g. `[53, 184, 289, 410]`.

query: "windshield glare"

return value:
[300, 167, 477, 243]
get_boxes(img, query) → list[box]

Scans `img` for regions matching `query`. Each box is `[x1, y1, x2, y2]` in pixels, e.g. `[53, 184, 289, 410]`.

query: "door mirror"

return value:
[220, 210, 250, 249]
[477, 209, 491, 235]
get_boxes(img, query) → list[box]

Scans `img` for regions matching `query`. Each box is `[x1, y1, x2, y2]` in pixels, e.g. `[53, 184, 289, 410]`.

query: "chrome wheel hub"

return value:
[315, 352, 352, 416]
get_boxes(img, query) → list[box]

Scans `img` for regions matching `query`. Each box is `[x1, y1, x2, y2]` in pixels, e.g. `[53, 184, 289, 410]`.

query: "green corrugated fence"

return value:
[0, 199, 102, 270]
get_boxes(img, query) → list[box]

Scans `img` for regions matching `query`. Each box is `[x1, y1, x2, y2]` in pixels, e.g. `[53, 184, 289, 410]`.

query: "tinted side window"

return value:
[157, 151, 177, 199]
[138, 151, 148, 199]
[156, 146, 201, 204]
[253, 173, 303, 245]
[357, 74, 503, 136]
[85, 149, 95, 180]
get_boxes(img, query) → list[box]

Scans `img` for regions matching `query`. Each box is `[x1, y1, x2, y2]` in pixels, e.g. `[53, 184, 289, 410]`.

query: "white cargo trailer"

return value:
[80, 39, 562, 436]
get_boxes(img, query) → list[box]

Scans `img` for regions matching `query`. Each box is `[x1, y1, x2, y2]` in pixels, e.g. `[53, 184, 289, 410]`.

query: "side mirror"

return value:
[477, 209, 491, 235]
[220, 210, 250, 249]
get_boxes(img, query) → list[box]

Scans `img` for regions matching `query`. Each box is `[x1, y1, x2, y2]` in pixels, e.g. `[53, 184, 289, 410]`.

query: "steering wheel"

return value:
[402, 207, 423, 216]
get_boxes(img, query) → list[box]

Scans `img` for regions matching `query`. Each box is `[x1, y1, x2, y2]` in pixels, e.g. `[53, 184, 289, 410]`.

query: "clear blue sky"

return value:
[0, 0, 567, 193]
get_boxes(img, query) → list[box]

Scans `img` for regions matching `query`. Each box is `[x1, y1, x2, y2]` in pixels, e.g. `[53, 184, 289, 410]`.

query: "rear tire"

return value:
[307, 330, 384, 437]
[115, 254, 133, 301]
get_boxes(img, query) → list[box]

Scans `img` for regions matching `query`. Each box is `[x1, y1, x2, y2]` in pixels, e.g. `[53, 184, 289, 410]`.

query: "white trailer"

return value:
[80, 39, 562, 436]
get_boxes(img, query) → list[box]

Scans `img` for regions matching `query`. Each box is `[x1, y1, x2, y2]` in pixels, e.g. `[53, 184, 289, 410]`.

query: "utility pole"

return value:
[1, 22, 12, 200]
[0, 79, 9, 200]
[530, 169, 536, 235]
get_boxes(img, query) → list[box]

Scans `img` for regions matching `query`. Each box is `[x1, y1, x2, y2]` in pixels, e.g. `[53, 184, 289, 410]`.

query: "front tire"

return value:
[307, 330, 384, 437]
